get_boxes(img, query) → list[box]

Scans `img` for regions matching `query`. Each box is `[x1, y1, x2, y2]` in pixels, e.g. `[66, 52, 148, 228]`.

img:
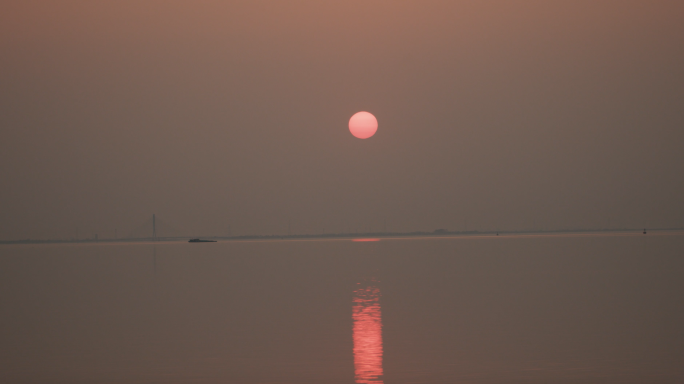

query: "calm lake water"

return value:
[1, 233, 683, 383]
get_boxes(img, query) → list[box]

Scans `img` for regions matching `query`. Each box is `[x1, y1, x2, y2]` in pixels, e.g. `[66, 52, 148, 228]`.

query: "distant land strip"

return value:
[2, 228, 683, 245]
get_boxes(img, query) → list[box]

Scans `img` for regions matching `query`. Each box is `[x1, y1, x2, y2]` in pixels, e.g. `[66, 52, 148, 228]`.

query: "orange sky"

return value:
[1, 1, 683, 239]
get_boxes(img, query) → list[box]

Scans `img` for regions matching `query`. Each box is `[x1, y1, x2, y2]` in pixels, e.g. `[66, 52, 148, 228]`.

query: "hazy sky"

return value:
[1, 1, 683, 240]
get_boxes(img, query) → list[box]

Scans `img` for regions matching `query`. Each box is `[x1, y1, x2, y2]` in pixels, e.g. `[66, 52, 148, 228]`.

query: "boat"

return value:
[188, 238, 217, 243]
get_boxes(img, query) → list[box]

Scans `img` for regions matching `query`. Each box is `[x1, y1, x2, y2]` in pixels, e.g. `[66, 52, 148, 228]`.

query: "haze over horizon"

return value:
[2, 1, 683, 241]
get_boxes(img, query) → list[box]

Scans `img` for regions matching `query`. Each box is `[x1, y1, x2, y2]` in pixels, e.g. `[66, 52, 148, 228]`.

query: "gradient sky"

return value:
[1, 1, 683, 240]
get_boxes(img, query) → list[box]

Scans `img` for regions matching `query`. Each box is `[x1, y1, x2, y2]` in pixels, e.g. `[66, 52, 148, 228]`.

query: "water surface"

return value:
[1, 233, 683, 383]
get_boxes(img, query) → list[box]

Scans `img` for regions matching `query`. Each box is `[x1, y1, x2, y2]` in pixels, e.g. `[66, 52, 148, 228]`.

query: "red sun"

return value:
[349, 112, 378, 139]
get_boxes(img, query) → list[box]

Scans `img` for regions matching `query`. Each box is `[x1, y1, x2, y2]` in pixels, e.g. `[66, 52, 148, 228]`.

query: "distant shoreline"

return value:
[2, 228, 682, 245]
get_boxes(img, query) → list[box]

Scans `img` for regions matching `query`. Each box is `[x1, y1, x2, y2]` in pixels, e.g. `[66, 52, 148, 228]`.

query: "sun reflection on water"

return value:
[353, 278, 383, 384]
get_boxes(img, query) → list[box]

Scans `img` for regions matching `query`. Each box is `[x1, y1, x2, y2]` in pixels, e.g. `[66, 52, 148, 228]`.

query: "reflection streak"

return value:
[353, 280, 383, 384]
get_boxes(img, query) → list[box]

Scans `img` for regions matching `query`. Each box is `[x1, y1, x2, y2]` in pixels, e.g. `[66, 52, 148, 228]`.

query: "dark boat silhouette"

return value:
[188, 238, 217, 243]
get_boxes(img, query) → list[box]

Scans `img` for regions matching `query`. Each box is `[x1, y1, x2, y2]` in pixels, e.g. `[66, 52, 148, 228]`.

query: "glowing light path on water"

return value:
[353, 280, 384, 384]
